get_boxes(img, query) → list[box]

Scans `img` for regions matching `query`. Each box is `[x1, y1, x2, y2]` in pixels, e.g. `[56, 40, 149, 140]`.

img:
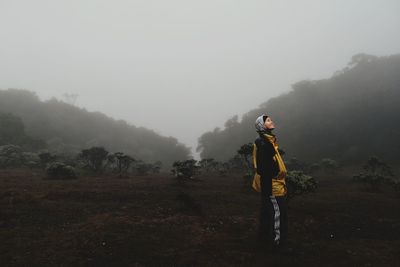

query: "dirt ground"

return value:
[0, 168, 399, 267]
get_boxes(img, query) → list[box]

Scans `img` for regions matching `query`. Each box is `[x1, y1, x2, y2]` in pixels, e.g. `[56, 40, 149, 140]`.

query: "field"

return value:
[0, 168, 399, 266]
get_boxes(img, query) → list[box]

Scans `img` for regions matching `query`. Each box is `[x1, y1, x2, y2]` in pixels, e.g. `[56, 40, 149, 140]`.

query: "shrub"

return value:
[0, 145, 24, 168]
[22, 152, 41, 168]
[151, 161, 163, 174]
[78, 146, 109, 173]
[134, 160, 154, 176]
[107, 152, 135, 177]
[319, 158, 339, 173]
[353, 156, 394, 190]
[286, 170, 317, 199]
[171, 159, 199, 182]
[46, 162, 77, 179]
[237, 143, 253, 172]
[286, 157, 308, 172]
[38, 151, 57, 168]
[199, 158, 218, 174]
[309, 163, 321, 173]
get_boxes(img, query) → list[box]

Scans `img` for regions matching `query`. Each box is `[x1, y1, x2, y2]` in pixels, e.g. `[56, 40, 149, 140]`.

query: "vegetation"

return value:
[1, 166, 398, 266]
[0, 112, 45, 150]
[319, 158, 339, 174]
[198, 158, 218, 174]
[45, 162, 78, 179]
[0, 89, 191, 166]
[78, 146, 109, 174]
[171, 159, 200, 183]
[107, 152, 135, 177]
[197, 54, 400, 164]
[353, 156, 396, 190]
[0, 145, 25, 168]
[286, 170, 317, 199]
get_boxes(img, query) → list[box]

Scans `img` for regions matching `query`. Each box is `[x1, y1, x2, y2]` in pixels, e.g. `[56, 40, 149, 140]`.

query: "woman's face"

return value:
[264, 117, 275, 130]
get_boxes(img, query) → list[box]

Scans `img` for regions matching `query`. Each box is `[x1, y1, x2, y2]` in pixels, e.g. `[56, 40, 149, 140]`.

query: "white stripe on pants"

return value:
[270, 196, 281, 245]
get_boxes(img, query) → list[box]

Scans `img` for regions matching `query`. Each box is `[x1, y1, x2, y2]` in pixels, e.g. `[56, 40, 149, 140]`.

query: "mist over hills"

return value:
[197, 53, 400, 164]
[0, 89, 191, 166]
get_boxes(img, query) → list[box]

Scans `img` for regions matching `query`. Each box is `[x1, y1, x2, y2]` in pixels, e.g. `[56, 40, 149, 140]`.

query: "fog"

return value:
[1, 0, 399, 156]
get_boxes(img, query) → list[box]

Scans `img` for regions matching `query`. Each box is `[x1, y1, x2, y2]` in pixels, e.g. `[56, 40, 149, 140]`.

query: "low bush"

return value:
[286, 170, 317, 199]
[46, 162, 78, 180]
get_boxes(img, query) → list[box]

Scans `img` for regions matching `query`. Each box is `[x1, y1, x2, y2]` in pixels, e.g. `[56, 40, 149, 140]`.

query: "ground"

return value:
[0, 168, 399, 266]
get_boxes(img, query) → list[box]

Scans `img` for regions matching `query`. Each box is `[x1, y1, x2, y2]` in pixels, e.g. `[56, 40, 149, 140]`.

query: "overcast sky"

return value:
[1, 0, 399, 156]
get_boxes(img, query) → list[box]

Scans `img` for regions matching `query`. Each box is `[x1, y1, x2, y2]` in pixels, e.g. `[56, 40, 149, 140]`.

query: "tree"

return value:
[353, 156, 394, 190]
[0, 145, 24, 168]
[195, 54, 400, 164]
[319, 158, 339, 174]
[286, 170, 317, 199]
[134, 160, 153, 176]
[38, 151, 57, 169]
[0, 113, 25, 145]
[78, 146, 109, 174]
[46, 162, 77, 180]
[286, 157, 308, 172]
[198, 158, 218, 173]
[152, 161, 162, 174]
[62, 93, 79, 106]
[171, 159, 199, 183]
[108, 152, 135, 177]
[0, 112, 46, 150]
[237, 143, 253, 172]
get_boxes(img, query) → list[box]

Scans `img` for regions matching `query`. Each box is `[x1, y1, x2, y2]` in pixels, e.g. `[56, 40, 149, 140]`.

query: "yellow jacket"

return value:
[252, 134, 287, 196]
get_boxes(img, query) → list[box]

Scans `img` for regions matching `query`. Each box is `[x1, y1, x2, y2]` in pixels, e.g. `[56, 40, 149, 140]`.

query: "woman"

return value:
[252, 114, 288, 250]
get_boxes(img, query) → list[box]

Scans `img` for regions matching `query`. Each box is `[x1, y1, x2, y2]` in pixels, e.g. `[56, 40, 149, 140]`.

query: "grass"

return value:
[0, 168, 399, 266]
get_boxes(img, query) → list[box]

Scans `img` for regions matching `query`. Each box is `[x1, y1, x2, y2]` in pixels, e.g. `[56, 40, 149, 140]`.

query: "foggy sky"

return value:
[1, 0, 399, 157]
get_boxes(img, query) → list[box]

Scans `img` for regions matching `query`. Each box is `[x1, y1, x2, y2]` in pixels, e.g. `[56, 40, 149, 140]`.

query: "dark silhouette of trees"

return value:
[0, 89, 191, 166]
[0, 112, 45, 150]
[286, 171, 317, 199]
[78, 147, 109, 174]
[171, 160, 200, 183]
[353, 156, 395, 190]
[197, 54, 400, 164]
[237, 143, 253, 173]
[107, 152, 135, 177]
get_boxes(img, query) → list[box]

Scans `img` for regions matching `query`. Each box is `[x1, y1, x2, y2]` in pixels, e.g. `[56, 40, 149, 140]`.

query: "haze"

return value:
[1, 0, 399, 157]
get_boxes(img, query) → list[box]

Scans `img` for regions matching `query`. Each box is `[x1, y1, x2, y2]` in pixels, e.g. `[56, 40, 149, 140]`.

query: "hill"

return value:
[197, 53, 400, 164]
[0, 89, 191, 166]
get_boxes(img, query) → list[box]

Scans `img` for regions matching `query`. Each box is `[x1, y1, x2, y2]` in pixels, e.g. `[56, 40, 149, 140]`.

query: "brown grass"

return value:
[0, 168, 399, 266]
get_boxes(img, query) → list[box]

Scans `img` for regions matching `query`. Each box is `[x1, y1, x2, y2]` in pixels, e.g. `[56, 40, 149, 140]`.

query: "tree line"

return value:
[197, 53, 400, 165]
[0, 90, 191, 166]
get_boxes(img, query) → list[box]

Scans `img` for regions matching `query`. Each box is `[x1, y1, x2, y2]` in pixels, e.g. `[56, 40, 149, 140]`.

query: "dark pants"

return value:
[259, 193, 288, 247]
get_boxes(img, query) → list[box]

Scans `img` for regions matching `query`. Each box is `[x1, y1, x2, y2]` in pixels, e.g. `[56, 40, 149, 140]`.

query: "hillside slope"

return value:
[197, 54, 400, 163]
[0, 89, 191, 165]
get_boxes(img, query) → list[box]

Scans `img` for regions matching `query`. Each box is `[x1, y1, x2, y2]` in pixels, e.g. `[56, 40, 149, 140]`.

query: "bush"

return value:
[22, 152, 41, 168]
[107, 152, 135, 177]
[38, 151, 57, 168]
[0, 145, 24, 168]
[198, 158, 218, 174]
[286, 157, 308, 172]
[171, 160, 199, 182]
[78, 146, 109, 173]
[134, 160, 154, 176]
[46, 162, 77, 180]
[319, 158, 339, 173]
[286, 170, 317, 199]
[353, 157, 394, 190]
